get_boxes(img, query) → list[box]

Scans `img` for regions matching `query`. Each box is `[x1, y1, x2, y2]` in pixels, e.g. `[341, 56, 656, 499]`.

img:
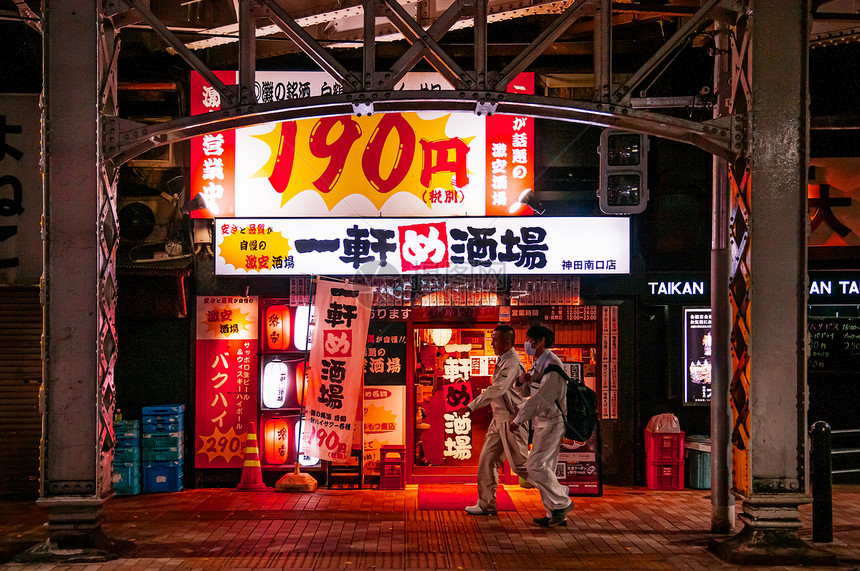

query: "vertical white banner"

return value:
[302, 280, 373, 462]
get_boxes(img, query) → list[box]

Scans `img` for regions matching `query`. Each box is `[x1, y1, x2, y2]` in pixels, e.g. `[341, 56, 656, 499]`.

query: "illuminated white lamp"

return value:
[293, 305, 315, 352]
[295, 418, 319, 467]
[429, 328, 453, 346]
[262, 360, 288, 409]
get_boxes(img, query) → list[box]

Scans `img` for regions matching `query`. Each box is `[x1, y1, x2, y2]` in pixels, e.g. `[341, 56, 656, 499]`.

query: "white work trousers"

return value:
[527, 416, 571, 516]
[477, 416, 530, 510]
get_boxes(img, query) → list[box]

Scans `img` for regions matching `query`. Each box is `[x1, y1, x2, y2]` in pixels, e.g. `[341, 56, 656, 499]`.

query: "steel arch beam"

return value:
[105, 90, 740, 169]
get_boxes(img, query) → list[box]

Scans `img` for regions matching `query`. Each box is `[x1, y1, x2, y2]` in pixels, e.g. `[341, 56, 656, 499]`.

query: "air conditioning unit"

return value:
[118, 195, 178, 244]
[127, 141, 185, 168]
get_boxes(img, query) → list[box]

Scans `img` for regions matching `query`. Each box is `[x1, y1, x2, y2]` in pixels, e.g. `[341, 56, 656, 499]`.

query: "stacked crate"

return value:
[112, 419, 141, 495]
[142, 404, 185, 493]
[644, 430, 685, 490]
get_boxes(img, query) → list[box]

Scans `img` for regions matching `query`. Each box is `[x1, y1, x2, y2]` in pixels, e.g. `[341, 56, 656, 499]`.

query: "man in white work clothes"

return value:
[510, 324, 574, 527]
[458, 325, 532, 515]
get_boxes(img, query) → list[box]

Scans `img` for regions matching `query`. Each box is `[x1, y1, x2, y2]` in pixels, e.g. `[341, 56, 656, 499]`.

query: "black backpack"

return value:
[544, 363, 598, 442]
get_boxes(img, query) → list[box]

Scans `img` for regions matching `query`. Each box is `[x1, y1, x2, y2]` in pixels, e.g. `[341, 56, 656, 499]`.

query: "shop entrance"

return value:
[409, 317, 602, 485]
[411, 324, 500, 482]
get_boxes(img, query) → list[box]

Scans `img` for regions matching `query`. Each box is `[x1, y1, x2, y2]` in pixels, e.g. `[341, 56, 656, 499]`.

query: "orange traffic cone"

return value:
[233, 422, 268, 491]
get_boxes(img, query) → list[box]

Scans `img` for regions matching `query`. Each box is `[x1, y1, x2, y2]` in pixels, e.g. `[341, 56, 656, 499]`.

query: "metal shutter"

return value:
[0, 287, 42, 497]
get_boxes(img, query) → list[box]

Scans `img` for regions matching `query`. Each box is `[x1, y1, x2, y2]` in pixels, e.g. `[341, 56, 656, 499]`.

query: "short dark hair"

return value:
[526, 324, 554, 348]
[493, 324, 516, 345]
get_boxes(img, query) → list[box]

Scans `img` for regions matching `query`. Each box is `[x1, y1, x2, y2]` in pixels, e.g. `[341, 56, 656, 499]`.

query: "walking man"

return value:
[510, 324, 574, 527]
[458, 325, 531, 515]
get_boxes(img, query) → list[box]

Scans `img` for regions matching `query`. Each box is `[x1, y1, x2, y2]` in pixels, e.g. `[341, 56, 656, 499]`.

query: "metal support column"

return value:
[710, 20, 734, 535]
[27, 0, 123, 562]
[710, 0, 832, 564]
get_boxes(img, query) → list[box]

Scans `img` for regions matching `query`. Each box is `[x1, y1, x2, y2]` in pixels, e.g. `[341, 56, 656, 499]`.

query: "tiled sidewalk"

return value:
[2, 485, 859, 569]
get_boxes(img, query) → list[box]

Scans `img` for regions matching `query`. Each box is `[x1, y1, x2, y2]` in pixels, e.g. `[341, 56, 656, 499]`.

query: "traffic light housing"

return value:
[598, 129, 648, 214]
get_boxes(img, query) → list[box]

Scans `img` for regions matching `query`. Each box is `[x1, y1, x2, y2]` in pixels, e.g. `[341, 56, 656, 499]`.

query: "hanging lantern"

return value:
[295, 418, 319, 467]
[295, 360, 309, 407]
[263, 416, 289, 465]
[429, 328, 453, 346]
[293, 305, 314, 351]
[262, 360, 288, 409]
[265, 304, 292, 351]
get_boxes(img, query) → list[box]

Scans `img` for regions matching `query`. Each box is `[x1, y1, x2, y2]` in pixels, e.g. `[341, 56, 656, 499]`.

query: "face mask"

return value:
[524, 340, 536, 356]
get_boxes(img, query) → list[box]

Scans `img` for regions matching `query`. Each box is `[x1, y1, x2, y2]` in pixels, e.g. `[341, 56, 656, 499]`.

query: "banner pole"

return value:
[275, 275, 319, 492]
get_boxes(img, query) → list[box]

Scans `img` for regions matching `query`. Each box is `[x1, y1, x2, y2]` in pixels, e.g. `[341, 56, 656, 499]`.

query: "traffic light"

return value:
[598, 129, 648, 214]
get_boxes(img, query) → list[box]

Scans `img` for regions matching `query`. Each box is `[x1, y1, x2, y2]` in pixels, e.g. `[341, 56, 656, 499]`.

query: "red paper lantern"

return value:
[265, 304, 291, 351]
[264, 416, 290, 465]
[295, 361, 308, 406]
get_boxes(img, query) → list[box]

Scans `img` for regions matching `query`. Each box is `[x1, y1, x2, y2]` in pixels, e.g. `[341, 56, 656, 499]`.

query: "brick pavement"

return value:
[1, 484, 858, 570]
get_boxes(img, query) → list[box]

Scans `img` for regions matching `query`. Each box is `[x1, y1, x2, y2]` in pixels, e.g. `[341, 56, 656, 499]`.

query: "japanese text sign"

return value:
[215, 216, 630, 276]
[194, 296, 259, 468]
[190, 71, 534, 218]
[301, 281, 373, 462]
[0, 95, 41, 285]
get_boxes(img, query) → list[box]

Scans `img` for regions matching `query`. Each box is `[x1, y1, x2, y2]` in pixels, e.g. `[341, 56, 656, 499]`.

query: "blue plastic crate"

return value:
[142, 405, 185, 424]
[143, 461, 183, 493]
[115, 426, 140, 438]
[112, 463, 140, 487]
[142, 445, 183, 462]
[114, 481, 141, 496]
[115, 434, 140, 446]
[143, 421, 182, 433]
[113, 447, 140, 463]
[142, 432, 184, 448]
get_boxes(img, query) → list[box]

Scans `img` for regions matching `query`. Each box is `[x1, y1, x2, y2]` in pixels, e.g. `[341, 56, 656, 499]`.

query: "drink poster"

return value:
[194, 296, 259, 468]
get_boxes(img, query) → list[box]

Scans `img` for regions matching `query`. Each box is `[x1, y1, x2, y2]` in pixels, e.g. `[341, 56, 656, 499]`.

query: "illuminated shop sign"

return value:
[190, 71, 534, 218]
[683, 307, 712, 405]
[214, 217, 630, 276]
[648, 281, 706, 296]
[808, 272, 860, 304]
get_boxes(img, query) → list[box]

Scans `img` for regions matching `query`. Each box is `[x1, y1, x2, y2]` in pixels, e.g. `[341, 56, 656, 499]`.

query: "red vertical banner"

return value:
[302, 280, 373, 462]
[485, 72, 535, 217]
[190, 71, 237, 218]
[194, 296, 259, 468]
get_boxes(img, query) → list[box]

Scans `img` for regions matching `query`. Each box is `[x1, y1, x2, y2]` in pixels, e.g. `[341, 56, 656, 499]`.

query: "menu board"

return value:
[808, 317, 860, 373]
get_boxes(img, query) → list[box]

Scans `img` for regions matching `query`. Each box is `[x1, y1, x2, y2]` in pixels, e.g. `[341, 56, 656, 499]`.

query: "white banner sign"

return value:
[215, 216, 630, 276]
[301, 280, 373, 462]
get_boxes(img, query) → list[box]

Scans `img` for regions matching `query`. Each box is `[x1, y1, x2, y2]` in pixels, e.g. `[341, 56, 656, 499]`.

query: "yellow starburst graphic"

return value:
[251, 113, 475, 211]
[364, 404, 397, 434]
[217, 228, 292, 274]
[197, 425, 246, 464]
[199, 305, 256, 338]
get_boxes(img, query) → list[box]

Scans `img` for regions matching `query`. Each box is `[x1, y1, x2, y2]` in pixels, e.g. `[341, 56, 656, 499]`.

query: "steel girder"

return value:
[104, 0, 743, 170]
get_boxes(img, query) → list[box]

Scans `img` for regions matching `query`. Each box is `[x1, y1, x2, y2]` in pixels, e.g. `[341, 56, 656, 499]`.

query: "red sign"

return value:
[190, 70, 237, 218]
[194, 296, 259, 468]
[485, 73, 535, 217]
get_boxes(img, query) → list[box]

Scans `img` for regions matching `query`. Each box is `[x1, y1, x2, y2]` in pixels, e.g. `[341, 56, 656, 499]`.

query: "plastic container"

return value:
[684, 435, 711, 489]
[646, 461, 684, 490]
[112, 462, 140, 489]
[142, 446, 183, 462]
[143, 421, 182, 434]
[142, 404, 185, 416]
[142, 431, 184, 448]
[143, 460, 184, 493]
[113, 447, 140, 463]
[645, 430, 685, 463]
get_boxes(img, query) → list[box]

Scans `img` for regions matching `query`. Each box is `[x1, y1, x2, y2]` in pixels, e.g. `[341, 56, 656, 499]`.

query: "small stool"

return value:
[377, 445, 406, 490]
